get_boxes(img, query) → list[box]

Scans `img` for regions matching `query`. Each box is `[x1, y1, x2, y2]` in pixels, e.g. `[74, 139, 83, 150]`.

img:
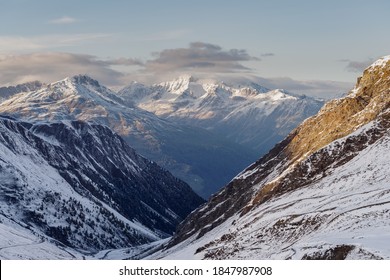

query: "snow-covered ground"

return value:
[0, 215, 84, 259]
[0, 213, 167, 260]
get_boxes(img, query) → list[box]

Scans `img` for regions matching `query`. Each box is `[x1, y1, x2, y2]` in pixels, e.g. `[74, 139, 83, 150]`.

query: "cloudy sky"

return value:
[1, 0, 390, 98]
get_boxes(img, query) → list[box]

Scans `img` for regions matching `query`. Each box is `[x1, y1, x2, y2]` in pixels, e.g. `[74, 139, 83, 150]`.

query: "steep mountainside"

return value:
[0, 116, 203, 258]
[0, 75, 254, 197]
[119, 76, 323, 154]
[151, 56, 390, 260]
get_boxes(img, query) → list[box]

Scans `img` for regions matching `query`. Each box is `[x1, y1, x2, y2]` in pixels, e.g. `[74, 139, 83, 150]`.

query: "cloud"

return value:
[0, 41, 353, 99]
[0, 53, 135, 87]
[0, 51, 353, 99]
[49, 16, 78, 24]
[0, 41, 261, 86]
[143, 42, 260, 74]
[341, 58, 375, 73]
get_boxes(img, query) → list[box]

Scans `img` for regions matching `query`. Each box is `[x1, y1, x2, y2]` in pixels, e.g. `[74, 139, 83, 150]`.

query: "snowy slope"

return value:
[0, 116, 203, 259]
[0, 75, 255, 198]
[119, 76, 324, 154]
[150, 56, 390, 260]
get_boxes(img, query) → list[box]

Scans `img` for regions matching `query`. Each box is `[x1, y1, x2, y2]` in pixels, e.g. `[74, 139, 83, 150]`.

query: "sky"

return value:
[1, 0, 390, 98]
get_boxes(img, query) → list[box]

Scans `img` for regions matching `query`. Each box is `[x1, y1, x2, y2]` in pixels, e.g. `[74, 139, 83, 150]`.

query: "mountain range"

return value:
[0, 75, 322, 197]
[150, 56, 390, 260]
[2, 59, 382, 260]
[119, 75, 324, 153]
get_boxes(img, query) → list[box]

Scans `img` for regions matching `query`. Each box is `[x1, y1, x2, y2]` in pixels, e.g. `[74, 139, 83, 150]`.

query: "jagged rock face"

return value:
[157, 56, 390, 259]
[0, 116, 204, 253]
[285, 57, 390, 163]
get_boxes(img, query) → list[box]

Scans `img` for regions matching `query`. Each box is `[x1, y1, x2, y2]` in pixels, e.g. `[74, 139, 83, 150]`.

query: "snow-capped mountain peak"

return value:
[0, 74, 129, 122]
[52, 74, 123, 104]
[156, 75, 195, 94]
[71, 74, 101, 87]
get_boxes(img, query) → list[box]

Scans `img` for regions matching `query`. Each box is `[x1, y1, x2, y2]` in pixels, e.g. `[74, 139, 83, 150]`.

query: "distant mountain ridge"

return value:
[0, 81, 44, 101]
[119, 75, 324, 154]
